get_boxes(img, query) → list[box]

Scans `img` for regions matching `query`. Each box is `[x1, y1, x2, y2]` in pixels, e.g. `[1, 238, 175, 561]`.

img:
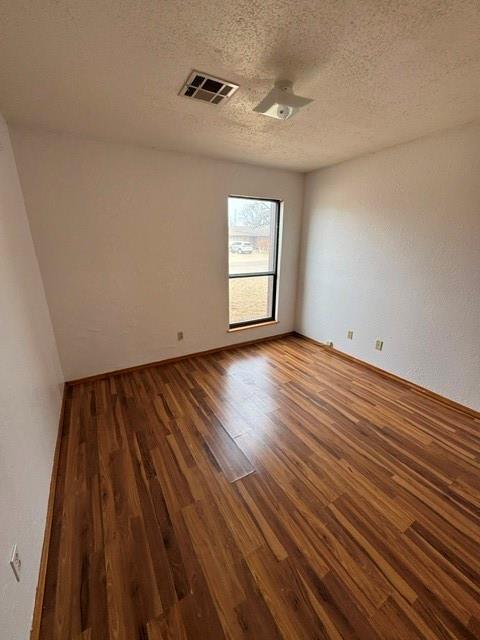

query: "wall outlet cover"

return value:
[375, 339, 383, 351]
[177, 331, 184, 341]
[347, 330, 353, 339]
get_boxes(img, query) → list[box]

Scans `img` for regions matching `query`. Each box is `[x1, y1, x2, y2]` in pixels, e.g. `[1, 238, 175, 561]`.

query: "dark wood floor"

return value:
[39, 335, 480, 639]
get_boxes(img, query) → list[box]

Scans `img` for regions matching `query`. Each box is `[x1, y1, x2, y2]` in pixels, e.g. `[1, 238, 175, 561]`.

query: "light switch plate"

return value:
[10, 545, 21, 582]
[375, 339, 383, 351]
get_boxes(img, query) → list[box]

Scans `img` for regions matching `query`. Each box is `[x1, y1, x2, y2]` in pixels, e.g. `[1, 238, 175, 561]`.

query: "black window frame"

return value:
[228, 195, 281, 329]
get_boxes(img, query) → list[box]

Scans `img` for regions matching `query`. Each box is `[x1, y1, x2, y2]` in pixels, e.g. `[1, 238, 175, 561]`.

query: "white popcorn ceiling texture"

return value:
[0, 0, 479, 171]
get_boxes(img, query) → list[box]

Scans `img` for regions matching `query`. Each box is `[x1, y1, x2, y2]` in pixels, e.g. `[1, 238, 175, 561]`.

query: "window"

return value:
[228, 196, 280, 328]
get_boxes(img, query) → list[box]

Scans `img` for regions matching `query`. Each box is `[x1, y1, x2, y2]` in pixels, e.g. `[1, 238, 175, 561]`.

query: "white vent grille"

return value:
[179, 71, 239, 105]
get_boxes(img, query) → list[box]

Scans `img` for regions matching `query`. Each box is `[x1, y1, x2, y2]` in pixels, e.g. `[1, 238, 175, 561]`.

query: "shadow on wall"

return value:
[0, 115, 63, 639]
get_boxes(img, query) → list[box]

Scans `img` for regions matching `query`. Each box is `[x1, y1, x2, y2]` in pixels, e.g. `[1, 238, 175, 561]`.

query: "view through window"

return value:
[228, 196, 280, 327]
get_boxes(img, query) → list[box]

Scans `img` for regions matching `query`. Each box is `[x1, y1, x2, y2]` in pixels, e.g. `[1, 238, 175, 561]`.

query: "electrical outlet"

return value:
[177, 331, 184, 341]
[325, 341, 333, 347]
[375, 339, 383, 351]
[347, 330, 353, 340]
[10, 545, 21, 582]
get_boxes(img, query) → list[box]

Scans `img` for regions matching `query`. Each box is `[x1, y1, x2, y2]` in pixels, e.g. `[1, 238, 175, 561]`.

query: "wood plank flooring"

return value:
[39, 335, 480, 639]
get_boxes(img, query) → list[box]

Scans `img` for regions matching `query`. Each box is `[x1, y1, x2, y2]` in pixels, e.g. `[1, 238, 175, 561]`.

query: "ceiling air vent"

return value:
[179, 71, 239, 105]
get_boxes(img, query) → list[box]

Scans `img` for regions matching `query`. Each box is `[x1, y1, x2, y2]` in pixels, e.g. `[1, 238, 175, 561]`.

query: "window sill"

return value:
[227, 320, 279, 333]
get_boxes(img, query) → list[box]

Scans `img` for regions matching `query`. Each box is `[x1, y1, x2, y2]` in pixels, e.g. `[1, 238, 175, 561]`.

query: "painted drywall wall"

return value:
[11, 127, 304, 380]
[0, 115, 63, 638]
[297, 122, 480, 411]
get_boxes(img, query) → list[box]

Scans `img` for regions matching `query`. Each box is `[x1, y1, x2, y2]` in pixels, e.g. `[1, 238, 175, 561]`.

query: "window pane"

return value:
[229, 276, 274, 325]
[228, 197, 277, 275]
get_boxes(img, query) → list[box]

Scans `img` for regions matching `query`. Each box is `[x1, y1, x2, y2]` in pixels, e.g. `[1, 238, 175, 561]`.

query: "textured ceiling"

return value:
[1, 1, 480, 171]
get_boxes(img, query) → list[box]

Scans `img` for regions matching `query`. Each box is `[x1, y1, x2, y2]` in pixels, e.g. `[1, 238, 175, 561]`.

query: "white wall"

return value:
[11, 127, 304, 380]
[297, 122, 480, 411]
[0, 116, 63, 638]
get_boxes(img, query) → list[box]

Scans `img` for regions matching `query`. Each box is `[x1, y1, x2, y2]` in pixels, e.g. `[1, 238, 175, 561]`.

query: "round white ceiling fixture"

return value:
[253, 81, 313, 120]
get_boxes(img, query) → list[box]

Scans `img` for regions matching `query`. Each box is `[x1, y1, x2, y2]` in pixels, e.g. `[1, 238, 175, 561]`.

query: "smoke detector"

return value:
[179, 70, 239, 105]
[253, 80, 313, 120]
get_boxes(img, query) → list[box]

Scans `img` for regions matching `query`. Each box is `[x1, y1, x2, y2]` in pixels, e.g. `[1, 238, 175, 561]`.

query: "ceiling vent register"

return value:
[179, 71, 239, 104]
